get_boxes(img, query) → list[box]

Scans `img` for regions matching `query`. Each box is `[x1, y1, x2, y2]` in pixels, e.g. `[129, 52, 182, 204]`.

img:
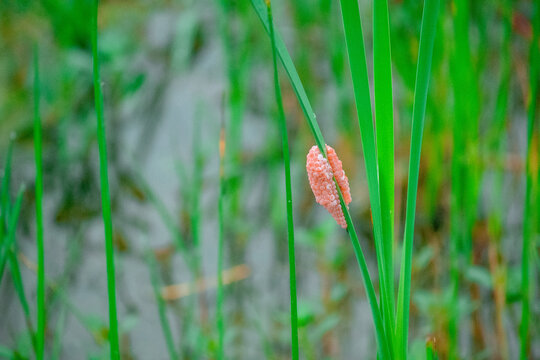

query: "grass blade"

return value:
[0, 134, 15, 269]
[373, 0, 396, 334]
[146, 251, 178, 360]
[0, 135, 14, 233]
[266, 2, 299, 358]
[33, 43, 46, 360]
[0, 187, 25, 281]
[520, 1, 539, 358]
[395, 0, 440, 358]
[91, 1, 120, 358]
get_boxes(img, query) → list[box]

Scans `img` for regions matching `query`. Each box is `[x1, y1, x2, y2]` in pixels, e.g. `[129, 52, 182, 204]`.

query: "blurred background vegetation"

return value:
[0, 0, 539, 359]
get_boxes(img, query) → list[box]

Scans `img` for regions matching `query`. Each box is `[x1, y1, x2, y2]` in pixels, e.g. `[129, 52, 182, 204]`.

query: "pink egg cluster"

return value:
[306, 144, 352, 228]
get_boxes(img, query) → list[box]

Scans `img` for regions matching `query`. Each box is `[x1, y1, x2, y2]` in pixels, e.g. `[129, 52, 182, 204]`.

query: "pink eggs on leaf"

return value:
[306, 144, 352, 228]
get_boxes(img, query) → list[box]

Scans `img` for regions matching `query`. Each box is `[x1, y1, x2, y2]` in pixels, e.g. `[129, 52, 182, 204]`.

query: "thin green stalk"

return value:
[266, 2, 298, 359]
[33, 45, 45, 360]
[146, 251, 178, 360]
[520, 1, 539, 358]
[217, 125, 226, 360]
[395, 1, 439, 359]
[0, 135, 14, 234]
[91, 1, 120, 358]
[373, 0, 396, 337]
[251, 1, 390, 357]
[0, 135, 15, 279]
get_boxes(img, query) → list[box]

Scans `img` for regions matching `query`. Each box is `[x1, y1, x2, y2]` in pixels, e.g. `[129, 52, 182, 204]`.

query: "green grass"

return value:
[520, 1, 539, 358]
[33, 44, 45, 360]
[91, 0, 120, 358]
[395, 1, 440, 359]
[266, 1, 299, 358]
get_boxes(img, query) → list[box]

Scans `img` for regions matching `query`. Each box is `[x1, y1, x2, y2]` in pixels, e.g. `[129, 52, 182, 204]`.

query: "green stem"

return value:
[33, 44, 46, 360]
[520, 1, 539, 358]
[266, 2, 299, 359]
[91, 1, 120, 358]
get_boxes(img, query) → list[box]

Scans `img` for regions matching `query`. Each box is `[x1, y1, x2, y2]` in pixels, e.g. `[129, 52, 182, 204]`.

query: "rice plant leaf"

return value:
[395, 0, 440, 358]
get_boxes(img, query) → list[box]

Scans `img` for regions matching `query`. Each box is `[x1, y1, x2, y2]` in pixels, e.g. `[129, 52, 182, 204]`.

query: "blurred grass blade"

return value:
[91, 1, 120, 358]
[33, 43, 46, 360]
[373, 0, 396, 331]
[0, 134, 15, 233]
[0, 187, 25, 281]
[520, 0, 539, 358]
[146, 251, 178, 360]
[395, 0, 440, 358]
[251, 1, 390, 357]
[266, 2, 299, 359]
[0, 134, 15, 275]
[52, 306, 67, 360]
[0, 345, 13, 359]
